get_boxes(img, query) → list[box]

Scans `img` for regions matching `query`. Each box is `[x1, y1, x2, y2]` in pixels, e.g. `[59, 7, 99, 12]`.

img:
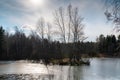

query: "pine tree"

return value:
[0, 26, 5, 58]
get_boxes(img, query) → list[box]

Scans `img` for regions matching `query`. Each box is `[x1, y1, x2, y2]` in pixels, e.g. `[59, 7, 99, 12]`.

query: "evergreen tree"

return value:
[0, 26, 5, 59]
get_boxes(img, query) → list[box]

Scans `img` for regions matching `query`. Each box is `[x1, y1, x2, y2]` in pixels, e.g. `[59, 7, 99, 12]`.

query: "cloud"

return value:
[0, 0, 114, 41]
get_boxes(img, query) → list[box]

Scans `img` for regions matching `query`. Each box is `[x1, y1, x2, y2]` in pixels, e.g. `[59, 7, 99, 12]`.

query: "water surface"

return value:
[0, 58, 120, 80]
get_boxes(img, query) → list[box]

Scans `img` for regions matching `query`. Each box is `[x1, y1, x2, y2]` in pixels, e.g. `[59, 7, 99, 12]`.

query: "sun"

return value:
[30, 0, 44, 6]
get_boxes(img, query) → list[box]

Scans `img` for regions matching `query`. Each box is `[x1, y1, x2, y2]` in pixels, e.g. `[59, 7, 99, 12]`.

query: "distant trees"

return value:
[97, 34, 119, 56]
[1, 25, 120, 60]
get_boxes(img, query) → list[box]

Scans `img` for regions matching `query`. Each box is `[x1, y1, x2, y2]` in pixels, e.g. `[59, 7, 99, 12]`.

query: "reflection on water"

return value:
[0, 58, 120, 80]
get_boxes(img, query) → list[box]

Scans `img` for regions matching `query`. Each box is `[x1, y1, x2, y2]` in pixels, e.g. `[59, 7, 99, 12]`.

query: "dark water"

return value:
[0, 58, 120, 80]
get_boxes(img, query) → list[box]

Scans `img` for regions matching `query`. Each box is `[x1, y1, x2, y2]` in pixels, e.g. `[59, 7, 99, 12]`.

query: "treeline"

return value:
[97, 34, 120, 57]
[0, 26, 95, 60]
[0, 4, 88, 60]
[0, 26, 120, 60]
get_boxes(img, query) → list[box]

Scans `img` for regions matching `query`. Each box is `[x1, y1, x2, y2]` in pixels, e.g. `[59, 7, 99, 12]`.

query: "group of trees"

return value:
[0, 26, 87, 60]
[54, 4, 85, 43]
[97, 34, 120, 56]
[0, 3, 120, 60]
[0, 25, 95, 60]
[0, 25, 120, 60]
[0, 4, 87, 60]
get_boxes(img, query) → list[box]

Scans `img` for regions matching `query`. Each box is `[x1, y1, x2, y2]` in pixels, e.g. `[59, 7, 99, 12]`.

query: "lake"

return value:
[0, 58, 120, 80]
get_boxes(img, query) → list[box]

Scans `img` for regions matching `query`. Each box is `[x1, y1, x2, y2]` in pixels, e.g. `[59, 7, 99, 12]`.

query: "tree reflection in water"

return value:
[52, 66, 84, 80]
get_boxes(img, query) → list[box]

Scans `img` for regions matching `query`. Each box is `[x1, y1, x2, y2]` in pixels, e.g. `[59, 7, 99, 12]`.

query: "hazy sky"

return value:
[0, 0, 115, 41]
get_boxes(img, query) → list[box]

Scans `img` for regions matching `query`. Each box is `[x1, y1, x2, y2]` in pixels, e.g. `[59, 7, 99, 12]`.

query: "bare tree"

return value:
[54, 7, 66, 43]
[104, 0, 120, 51]
[105, 0, 120, 31]
[67, 4, 72, 42]
[70, 7, 85, 42]
[36, 17, 45, 40]
[54, 4, 85, 43]
[47, 22, 52, 41]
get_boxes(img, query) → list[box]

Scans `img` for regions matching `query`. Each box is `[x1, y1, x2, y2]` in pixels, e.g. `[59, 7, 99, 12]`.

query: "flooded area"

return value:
[0, 58, 120, 80]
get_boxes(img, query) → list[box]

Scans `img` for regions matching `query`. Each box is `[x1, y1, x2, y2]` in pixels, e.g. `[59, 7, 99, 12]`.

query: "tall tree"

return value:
[70, 7, 84, 42]
[54, 7, 66, 43]
[47, 23, 52, 41]
[0, 26, 4, 58]
[36, 17, 45, 40]
[67, 4, 72, 42]
[97, 34, 106, 53]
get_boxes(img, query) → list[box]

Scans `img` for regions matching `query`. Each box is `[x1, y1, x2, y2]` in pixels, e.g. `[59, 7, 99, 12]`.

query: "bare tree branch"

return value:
[36, 17, 45, 40]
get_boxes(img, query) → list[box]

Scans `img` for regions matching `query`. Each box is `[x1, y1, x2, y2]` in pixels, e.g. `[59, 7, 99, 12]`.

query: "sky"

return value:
[0, 0, 116, 41]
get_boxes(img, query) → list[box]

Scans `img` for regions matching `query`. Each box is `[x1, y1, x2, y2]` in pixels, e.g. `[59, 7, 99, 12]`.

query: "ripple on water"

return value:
[0, 74, 54, 80]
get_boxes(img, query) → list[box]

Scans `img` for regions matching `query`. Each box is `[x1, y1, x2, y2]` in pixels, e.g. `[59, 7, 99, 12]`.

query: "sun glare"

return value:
[30, 0, 44, 6]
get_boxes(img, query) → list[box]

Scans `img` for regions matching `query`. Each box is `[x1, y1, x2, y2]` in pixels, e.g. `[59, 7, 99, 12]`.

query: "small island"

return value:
[41, 57, 90, 66]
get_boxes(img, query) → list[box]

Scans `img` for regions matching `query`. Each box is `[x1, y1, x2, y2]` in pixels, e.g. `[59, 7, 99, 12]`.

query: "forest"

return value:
[0, 26, 120, 61]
